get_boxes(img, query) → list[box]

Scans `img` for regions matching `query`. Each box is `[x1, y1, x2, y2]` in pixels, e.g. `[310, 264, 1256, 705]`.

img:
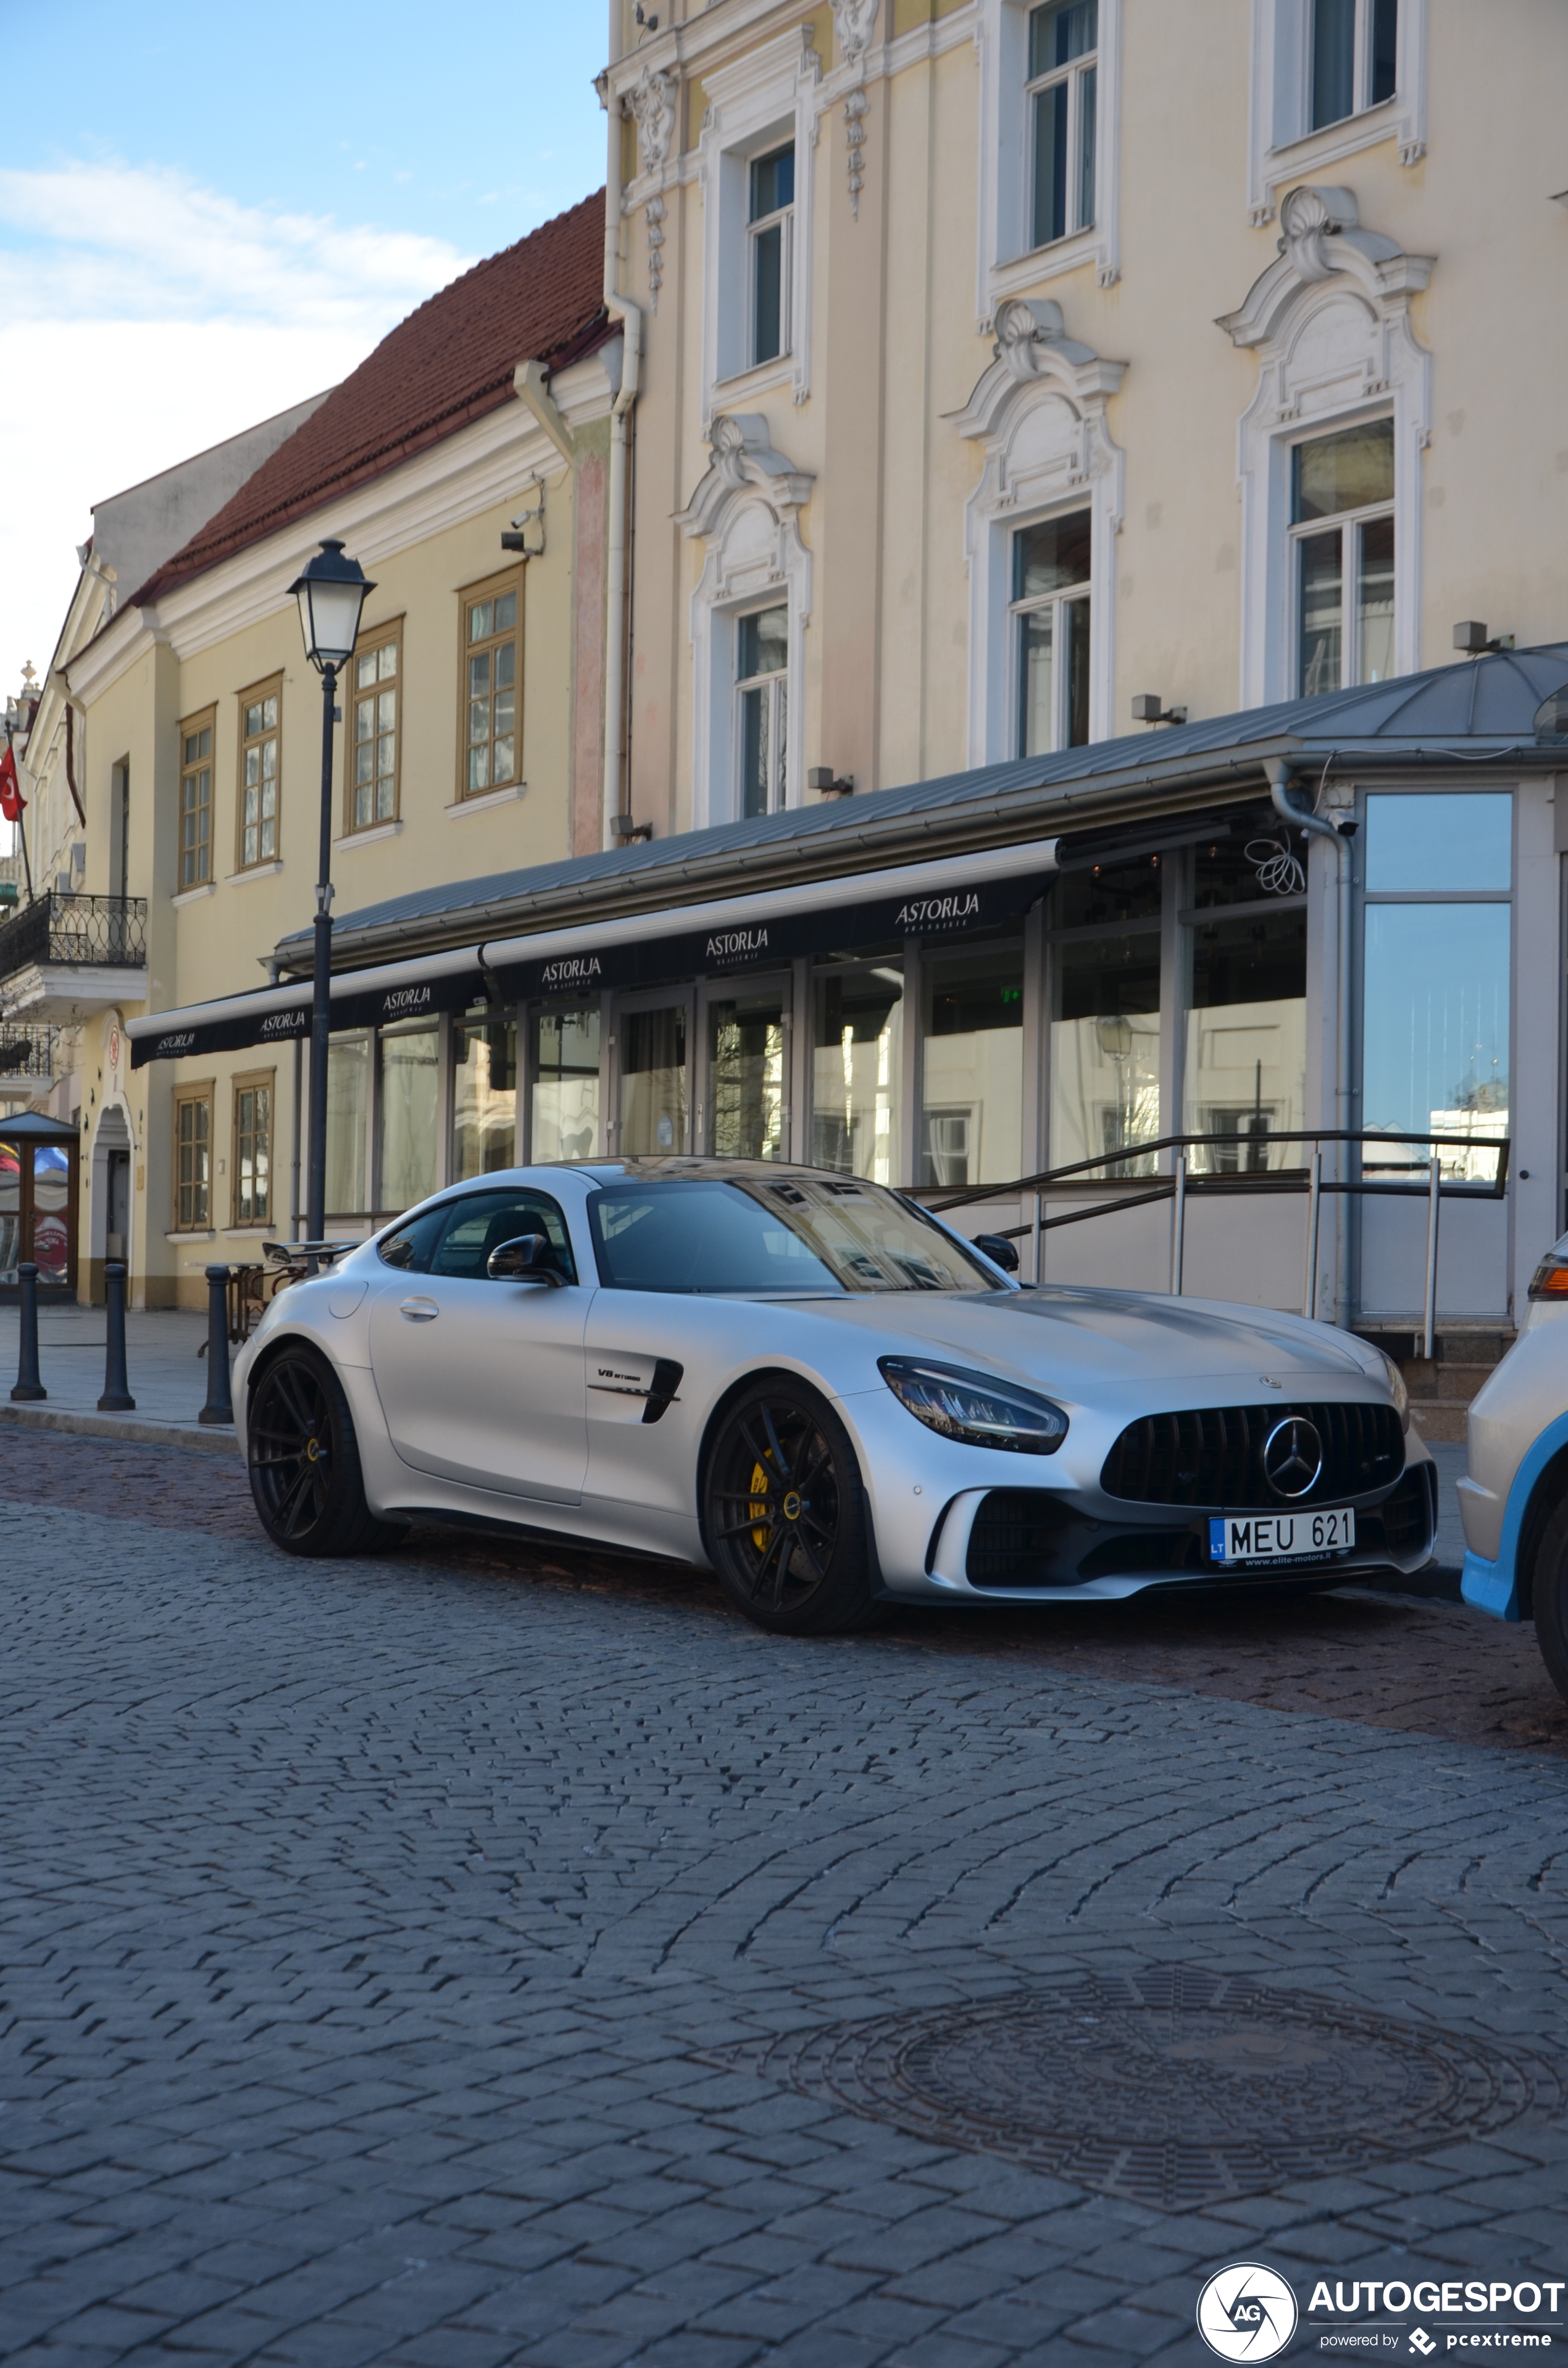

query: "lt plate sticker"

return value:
[1208, 1510, 1354, 1565]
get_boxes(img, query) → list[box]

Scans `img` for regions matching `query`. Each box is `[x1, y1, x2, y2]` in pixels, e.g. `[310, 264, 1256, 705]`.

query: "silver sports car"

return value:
[233, 1159, 1433, 1634]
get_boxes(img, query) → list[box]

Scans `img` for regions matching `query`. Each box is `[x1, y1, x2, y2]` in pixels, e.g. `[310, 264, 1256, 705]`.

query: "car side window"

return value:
[377, 1206, 448, 1273]
[427, 1190, 577, 1283]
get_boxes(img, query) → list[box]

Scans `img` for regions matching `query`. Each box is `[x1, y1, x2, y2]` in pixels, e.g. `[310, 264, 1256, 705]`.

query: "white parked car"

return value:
[234, 1160, 1431, 1636]
[1459, 1231, 1568, 1700]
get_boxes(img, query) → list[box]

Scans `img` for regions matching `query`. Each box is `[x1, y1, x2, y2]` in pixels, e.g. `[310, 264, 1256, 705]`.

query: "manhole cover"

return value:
[702, 1965, 1564, 2211]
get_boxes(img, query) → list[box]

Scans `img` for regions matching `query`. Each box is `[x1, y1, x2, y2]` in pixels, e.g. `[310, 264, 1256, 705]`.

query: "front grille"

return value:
[965, 1491, 1074, 1586]
[1100, 1402, 1404, 1510]
[1375, 1463, 1436, 1555]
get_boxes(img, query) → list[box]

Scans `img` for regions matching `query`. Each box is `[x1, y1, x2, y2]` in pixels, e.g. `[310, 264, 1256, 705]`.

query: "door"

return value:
[368, 1184, 590, 1502]
[700, 974, 791, 1160]
[611, 992, 693, 1157]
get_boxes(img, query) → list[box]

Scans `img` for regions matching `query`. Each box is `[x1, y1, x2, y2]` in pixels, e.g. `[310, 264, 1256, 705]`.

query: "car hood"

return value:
[807, 1286, 1380, 1396]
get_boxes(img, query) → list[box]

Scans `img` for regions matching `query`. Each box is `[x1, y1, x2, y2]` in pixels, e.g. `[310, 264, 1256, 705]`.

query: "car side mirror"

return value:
[486, 1231, 567, 1286]
[973, 1232, 1020, 1274]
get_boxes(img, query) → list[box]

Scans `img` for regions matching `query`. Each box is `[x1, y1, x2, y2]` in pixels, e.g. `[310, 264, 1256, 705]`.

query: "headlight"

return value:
[1377, 1346, 1409, 1431]
[878, 1357, 1067, 1454]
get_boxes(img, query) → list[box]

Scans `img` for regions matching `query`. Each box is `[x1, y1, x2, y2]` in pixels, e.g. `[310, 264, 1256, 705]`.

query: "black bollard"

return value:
[198, 1263, 234, 1426]
[98, 1260, 135, 1412]
[10, 1260, 45, 1401]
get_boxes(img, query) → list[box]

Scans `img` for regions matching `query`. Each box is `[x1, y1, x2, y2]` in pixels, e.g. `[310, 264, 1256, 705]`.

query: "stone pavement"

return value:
[2, 1434, 1566, 2367]
[0, 1306, 233, 1452]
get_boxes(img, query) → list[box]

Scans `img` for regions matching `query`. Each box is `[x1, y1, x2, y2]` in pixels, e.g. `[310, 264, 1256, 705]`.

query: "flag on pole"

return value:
[0, 743, 25, 823]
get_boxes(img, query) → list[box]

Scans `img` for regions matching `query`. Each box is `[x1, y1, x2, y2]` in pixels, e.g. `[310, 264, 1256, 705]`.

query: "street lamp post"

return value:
[288, 539, 375, 1245]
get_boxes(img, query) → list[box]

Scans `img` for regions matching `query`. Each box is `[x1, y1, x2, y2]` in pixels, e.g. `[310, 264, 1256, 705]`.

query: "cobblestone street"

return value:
[3, 1434, 1567, 2367]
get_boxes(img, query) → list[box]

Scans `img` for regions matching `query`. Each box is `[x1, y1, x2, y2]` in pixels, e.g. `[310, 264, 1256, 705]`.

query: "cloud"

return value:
[0, 159, 475, 714]
[0, 156, 473, 337]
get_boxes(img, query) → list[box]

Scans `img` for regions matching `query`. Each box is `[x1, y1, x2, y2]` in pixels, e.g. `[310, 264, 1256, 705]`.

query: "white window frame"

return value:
[1221, 186, 1431, 709]
[1024, 1, 1099, 256]
[953, 302, 1125, 766]
[746, 148, 794, 372]
[698, 25, 820, 425]
[975, 0, 1124, 318]
[1287, 432, 1396, 698]
[1007, 516, 1094, 757]
[1247, 0, 1427, 226]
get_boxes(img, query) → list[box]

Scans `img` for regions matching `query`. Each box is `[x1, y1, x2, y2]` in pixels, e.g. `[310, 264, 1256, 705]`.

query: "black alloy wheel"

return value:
[247, 1346, 399, 1558]
[703, 1379, 878, 1636]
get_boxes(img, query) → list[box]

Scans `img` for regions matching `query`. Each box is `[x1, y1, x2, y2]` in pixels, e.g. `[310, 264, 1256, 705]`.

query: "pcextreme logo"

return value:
[1197, 2264, 1299, 2361]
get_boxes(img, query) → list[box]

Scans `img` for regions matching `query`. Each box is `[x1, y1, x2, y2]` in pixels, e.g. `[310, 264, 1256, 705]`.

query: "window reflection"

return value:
[532, 1006, 600, 1163]
[620, 1006, 688, 1156]
[920, 948, 1024, 1187]
[325, 1036, 369, 1218]
[376, 1023, 438, 1215]
[1050, 932, 1160, 1173]
[1364, 906, 1509, 1181]
[1184, 912, 1307, 1173]
[812, 964, 903, 1182]
[709, 989, 786, 1161]
[452, 1011, 517, 1181]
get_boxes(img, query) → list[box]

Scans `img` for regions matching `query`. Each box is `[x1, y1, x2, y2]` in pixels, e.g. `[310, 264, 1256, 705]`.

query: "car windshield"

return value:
[586, 1174, 1000, 1296]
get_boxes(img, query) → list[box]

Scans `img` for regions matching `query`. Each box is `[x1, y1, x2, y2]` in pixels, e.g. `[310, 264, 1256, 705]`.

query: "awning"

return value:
[127, 837, 1059, 1068]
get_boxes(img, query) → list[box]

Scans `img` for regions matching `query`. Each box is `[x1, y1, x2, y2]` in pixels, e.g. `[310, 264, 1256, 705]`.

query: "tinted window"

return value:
[587, 1176, 998, 1296]
[378, 1190, 575, 1281]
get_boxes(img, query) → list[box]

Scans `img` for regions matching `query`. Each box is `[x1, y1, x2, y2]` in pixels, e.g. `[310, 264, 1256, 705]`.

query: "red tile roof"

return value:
[136, 190, 607, 605]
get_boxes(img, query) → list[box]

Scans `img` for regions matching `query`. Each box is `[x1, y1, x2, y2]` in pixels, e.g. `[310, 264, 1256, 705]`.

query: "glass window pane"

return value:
[1064, 593, 1091, 748]
[749, 143, 794, 220]
[494, 591, 517, 633]
[494, 642, 515, 689]
[453, 1013, 517, 1181]
[262, 697, 277, 729]
[1184, 912, 1307, 1173]
[469, 600, 492, 642]
[1054, 856, 1163, 927]
[1030, 0, 1096, 75]
[1077, 62, 1097, 229]
[1299, 528, 1343, 697]
[920, 950, 1024, 1187]
[738, 605, 788, 681]
[1017, 607, 1053, 759]
[356, 652, 376, 690]
[1031, 77, 1069, 248]
[378, 642, 397, 679]
[753, 220, 784, 364]
[1293, 419, 1395, 521]
[0, 1140, 19, 1286]
[532, 1006, 601, 1162]
[1311, 0, 1356, 127]
[377, 1025, 438, 1213]
[740, 684, 768, 821]
[709, 990, 786, 1161]
[620, 1005, 688, 1156]
[32, 1145, 70, 1283]
[1357, 514, 1395, 685]
[812, 964, 903, 1182]
[1050, 932, 1159, 1173]
[244, 703, 262, 737]
[1364, 793, 1512, 893]
[1362, 904, 1509, 1178]
[325, 1037, 369, 1217]
[1012, 511, 1092, 599]
[1371, 0, 1398, 104]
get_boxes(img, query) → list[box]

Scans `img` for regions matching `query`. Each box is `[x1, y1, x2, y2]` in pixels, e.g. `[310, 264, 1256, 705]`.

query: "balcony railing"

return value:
[0, 1022, 59, 1079]
[0, 892, 148, 979]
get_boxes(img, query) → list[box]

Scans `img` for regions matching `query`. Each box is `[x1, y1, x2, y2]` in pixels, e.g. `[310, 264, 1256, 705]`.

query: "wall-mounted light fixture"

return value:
[1130, 694, 1188, 726]
[807, 767, 854, 798]
[1453, 621, 1514, 655]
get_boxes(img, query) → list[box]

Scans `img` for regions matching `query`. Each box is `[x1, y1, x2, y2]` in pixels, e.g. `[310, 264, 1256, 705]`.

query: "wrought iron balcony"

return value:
[0, 892, 148, 981]
[0, 1021, 59, 1079]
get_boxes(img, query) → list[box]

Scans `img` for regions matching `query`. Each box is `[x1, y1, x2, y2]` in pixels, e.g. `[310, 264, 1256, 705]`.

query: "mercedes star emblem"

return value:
[1262, 1416, 1324, 1499]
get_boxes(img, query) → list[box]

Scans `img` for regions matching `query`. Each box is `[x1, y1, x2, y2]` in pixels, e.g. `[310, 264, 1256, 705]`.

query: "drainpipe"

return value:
[1267, 759, 1352, 1327]
[602, 7, 643, 851]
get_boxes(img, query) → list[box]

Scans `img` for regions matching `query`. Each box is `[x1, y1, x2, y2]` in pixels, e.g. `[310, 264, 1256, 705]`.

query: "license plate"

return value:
[1207, 1509, 1356, 1566]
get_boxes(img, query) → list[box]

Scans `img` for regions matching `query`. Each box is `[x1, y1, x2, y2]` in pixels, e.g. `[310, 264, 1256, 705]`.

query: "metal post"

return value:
[306, 660, 338, 1248]
[98, 1260, 135, 1410]
[1170, 1152, 1187, 1295]
[199, 1263, 235, 1425]
[1422, 1151, 1441, 1365]
[1301, 1151, 1323, 1321]
[1032, 1189, 1043, 1287]
[10, 1260, 44, 1399]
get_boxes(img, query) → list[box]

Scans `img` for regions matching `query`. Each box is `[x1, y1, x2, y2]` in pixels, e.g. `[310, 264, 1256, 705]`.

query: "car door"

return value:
[368, 1185, 590, 1503]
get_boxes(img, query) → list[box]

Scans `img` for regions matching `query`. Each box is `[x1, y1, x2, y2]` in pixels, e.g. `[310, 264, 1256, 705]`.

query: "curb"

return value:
[0, 1403, 241, 1457]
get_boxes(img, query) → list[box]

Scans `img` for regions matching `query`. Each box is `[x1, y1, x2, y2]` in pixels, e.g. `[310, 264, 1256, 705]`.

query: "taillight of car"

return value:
[1528, 1258, 1568, 1300]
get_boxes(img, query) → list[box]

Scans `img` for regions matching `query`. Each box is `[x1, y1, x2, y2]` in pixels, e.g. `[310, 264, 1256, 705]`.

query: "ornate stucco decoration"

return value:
[627, 65, 678, 309]
[832, 0, 879, 217]
[1217, 185, 1434, 353]
[678, 415, 816, 544]
[948, 300, 1128, 763]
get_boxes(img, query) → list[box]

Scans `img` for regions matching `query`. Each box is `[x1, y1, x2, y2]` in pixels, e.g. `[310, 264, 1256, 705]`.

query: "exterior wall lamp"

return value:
[286, 537, 375, 1249]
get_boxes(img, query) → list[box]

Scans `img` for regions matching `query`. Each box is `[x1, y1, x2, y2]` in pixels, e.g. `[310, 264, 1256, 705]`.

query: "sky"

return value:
[0, 0, 608, 719]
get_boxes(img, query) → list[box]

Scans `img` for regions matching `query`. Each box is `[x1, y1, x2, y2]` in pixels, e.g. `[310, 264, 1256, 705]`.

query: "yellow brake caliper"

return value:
[749, 1458, 773, 1553]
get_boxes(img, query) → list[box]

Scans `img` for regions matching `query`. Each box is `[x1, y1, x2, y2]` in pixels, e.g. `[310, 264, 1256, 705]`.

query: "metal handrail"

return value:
[925, 1127, 1511, 1353]
[0, 892, 148, 977]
